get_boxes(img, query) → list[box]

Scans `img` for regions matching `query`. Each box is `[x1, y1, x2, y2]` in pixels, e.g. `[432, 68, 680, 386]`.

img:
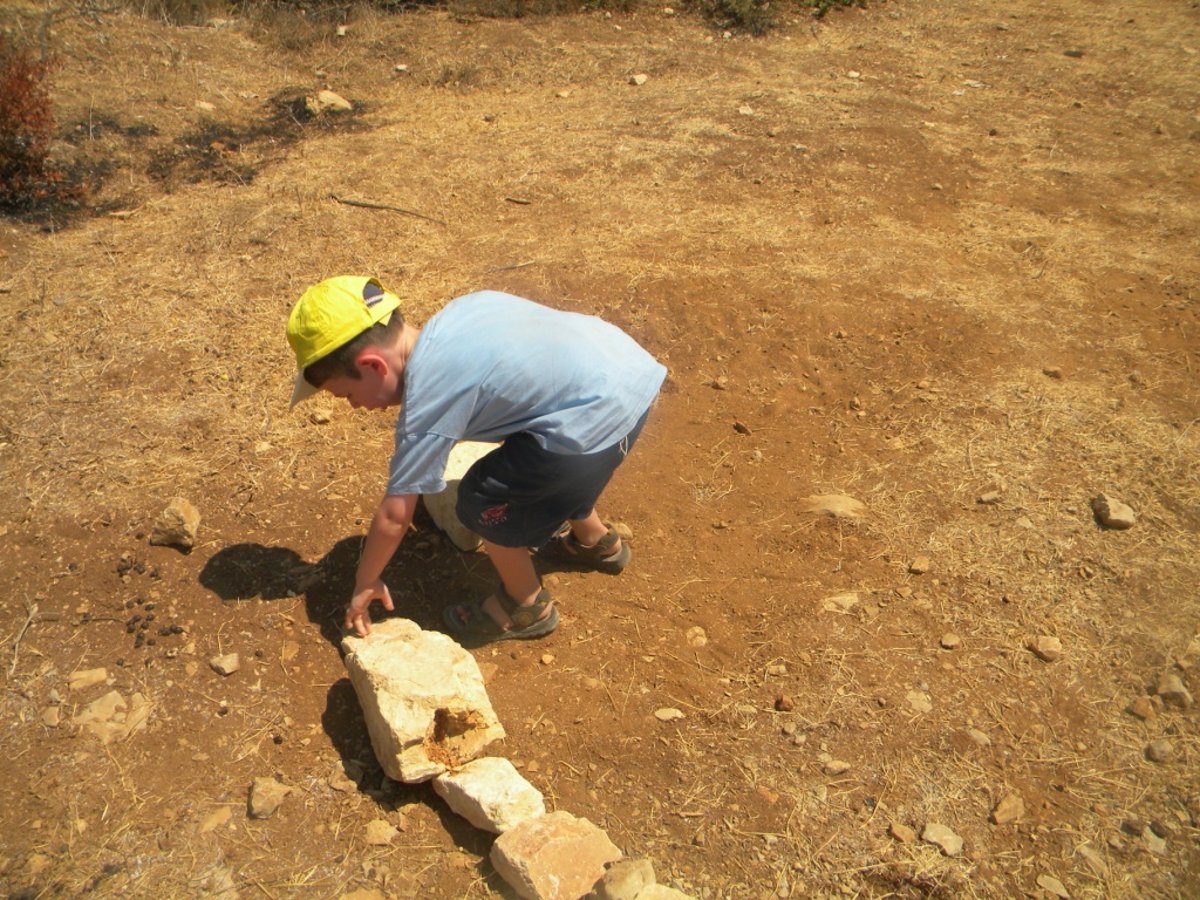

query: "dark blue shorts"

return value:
[455, 409, 649, 549]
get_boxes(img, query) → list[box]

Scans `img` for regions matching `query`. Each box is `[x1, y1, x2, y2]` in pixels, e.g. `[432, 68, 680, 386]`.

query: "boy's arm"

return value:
[346, 492, 418, 637]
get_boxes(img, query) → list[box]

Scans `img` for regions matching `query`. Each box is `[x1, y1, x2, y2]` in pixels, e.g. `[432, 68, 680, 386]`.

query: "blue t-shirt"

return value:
[386, 292, 666, 496]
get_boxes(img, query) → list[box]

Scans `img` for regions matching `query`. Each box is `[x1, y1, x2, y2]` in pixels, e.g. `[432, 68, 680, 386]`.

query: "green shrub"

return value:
[0, 37, 72, 211]
[701, 0, 775, 35]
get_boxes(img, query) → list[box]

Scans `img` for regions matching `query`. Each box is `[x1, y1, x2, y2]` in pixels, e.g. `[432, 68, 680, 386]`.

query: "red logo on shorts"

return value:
[480, 504, 509, 527]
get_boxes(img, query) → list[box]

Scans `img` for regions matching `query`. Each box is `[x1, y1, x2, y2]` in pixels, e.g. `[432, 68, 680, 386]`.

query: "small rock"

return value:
[248, 777, 290, 819]
[738, 105, 754, 116]
[41, 706, 61, 727]
[966, 728, 991, 747]
[1036, 873, 1070, 898]
[800, 494, 865, 519]
[210, 653, 240, 676]
[306, 90, 353, 115]
[199, 806, 233, 833]
[1042, 366, 1064, 379]
[1029, 635, 1062, 662]
[1076, 844, 1106, 876]
[1155, 672, 1193, 709]
[940, 632, 962, 650]
[68, 667, 108, 691]
[824, 760, 851, 776]
[540, 653, 555, 666]
[991, 792, 1025, 825]
[365, 819, 398, 845]
[921, 823, 963, 856]
[1145, 738, 1175, 763]
[1090, 493, 1136, 530]
[889, 822, 917, 843]
[685, 625, 708, 648]
[629, 73, 649, 86]
[194, 100, 216, 113]
[822, 592, 859, 613]
[774, 694, 795, 712]
[1127, 696, 1156, 720]
[1141, 825, 1167, 855]
[654, 708, 685, 722]
[977, 491, 1002, 504]
[906, 690, 932, 714]
[908, 556, 931, 575]
[149, 497, 201, 549]
[592, 857, 655, 900]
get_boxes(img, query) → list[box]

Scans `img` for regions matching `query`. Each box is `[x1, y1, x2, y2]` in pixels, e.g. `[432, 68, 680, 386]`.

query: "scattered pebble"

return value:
[908, 556, 931, 575]
[629, 73, 649, 86]
[685, 626, 708, 648]
[977, 491, 1002, 504]
[1155, 672, 1193, 709]
[1142, 825, 1167, 856]
[540, 653, 555, 666]
[906, 690, 933, 714]
[774, 694, 795, 712]
[1090, 493, 1136, 530]
[1146, 738, 1175, 763]
[823, 759, 851, 776]
[1029, 635, 1062, 662]
[1042, 365, 1064, 379]
[365, 819, 399, 845]
[889, 822, 917, 843]
[1128, 696, 1155, 719]
[963, 727, 991, 747]
[921, 823, 963, 856]
[210, 653, 240, 676]
[1036, 873, 1070, 898]
[247, 777, 290, 819]
[654, 707, 685, 722]
[940, 632, 962, 650]
[822, 592, 859, 613]
[991, 792, 1025, 825]
[1076, 844, 1106, 876]
[69, 668, 108, 691]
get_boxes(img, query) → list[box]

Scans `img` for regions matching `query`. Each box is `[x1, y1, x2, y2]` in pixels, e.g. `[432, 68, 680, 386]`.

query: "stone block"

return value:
[490, 811, 621, 899]
[341, 619, 504, 783]
[422, 441, 499, 551]
[432, 757, 545, 833]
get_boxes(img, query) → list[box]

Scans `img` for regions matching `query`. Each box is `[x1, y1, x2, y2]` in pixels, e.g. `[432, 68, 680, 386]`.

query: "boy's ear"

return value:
[354, 348, 389, 377]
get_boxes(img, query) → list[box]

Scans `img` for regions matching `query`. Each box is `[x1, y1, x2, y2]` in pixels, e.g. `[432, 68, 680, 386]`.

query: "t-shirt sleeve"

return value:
[386, 432, 458, 496]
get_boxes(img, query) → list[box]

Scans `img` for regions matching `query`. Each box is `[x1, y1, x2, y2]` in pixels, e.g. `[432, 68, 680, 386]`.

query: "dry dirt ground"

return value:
[1, 0, 1198, 897]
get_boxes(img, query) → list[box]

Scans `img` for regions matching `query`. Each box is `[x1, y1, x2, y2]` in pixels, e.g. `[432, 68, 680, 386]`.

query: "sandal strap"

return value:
[495, 583, 554, 630]
[566, 525, 620, 559]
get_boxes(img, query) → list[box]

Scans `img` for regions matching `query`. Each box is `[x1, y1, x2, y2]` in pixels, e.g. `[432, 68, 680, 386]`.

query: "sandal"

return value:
[443, 583, 558, 645]
[537, 523, 630, 575]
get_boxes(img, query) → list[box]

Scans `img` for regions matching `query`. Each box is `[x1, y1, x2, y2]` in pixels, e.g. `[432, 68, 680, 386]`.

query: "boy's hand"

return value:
[345, 579, 394, 637]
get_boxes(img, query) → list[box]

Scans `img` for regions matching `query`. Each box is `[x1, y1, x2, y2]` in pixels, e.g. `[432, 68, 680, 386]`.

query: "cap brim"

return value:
[290, 371, 319, 409]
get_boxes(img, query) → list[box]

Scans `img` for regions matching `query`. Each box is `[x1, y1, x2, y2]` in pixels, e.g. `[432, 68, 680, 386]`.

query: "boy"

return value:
[287, 276, 665, 644]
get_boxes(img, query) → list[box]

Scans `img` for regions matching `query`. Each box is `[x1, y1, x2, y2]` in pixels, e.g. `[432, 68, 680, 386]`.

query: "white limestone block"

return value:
[433, 757, 546, 833]
[422, 441, 499, 551]
[341, 619, 505, 783]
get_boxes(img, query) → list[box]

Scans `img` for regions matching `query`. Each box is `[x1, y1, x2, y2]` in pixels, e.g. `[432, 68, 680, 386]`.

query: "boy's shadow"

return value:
[198, 524, 491, 646]
[198, 532, 503, 873]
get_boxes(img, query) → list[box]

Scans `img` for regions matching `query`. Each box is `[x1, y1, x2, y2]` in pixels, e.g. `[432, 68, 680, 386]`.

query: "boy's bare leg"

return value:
[480, 541, 548, 628]
[569, 510, 615, 548]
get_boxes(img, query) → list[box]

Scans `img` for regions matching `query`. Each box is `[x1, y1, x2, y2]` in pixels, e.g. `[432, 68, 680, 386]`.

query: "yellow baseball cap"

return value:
[287, 275, 401, 408]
